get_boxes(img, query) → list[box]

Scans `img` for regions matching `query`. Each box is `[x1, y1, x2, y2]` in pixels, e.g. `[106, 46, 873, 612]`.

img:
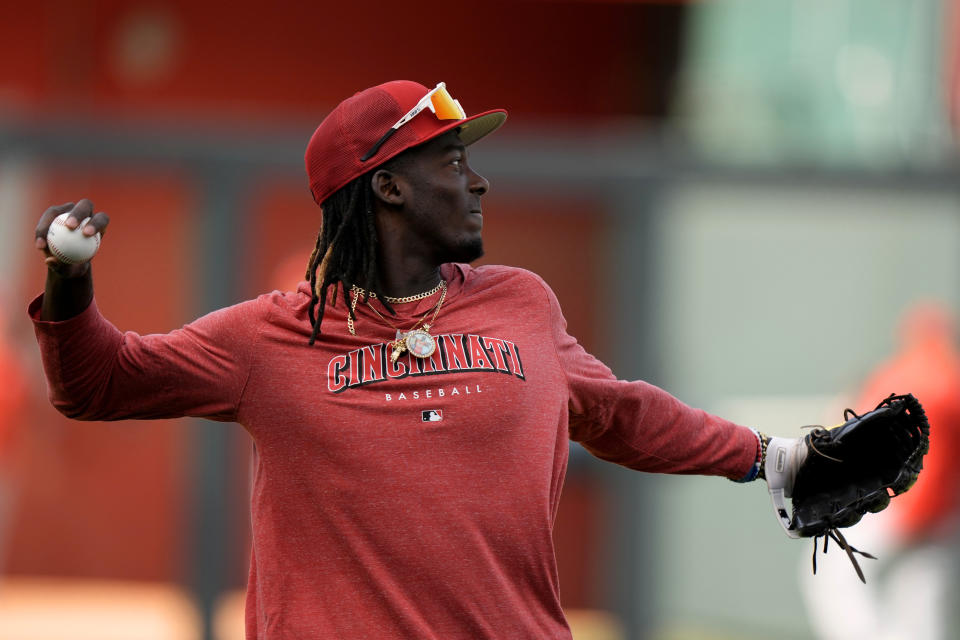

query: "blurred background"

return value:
[1, 0, 959, 638]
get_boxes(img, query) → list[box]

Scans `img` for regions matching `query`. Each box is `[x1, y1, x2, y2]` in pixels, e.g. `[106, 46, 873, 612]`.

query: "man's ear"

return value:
[371, 169, 404, 207]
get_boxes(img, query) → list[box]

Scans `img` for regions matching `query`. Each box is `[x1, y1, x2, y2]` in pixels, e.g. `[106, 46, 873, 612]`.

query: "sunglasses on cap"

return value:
[360, 82, 466, 162]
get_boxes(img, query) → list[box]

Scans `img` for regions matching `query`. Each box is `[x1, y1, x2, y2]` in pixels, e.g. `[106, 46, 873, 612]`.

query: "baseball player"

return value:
[29, 81, 920, 638]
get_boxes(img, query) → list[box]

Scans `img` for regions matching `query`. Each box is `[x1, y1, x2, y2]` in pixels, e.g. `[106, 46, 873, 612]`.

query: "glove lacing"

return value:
[811, 527, 877, 584]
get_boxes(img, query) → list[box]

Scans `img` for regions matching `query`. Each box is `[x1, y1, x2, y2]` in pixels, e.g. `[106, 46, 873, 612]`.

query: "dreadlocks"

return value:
[305, 166, 397, 345]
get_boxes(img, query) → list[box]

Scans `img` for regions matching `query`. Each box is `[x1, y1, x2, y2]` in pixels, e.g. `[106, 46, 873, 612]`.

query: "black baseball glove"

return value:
[763, 393, 930, 582]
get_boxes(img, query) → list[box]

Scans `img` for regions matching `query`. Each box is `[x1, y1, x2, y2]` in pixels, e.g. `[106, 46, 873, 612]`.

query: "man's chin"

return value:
[451, 239, 484, 264]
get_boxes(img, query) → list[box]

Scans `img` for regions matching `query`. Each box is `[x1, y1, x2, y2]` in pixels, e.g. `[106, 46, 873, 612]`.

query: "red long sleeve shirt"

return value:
[31, 262, 757, 639]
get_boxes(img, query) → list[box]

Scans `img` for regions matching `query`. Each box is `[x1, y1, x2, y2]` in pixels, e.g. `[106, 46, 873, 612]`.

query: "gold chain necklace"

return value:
[345, 280, 445, 336]
[348, 281, 448, 363]
[354, 279, 445, 305]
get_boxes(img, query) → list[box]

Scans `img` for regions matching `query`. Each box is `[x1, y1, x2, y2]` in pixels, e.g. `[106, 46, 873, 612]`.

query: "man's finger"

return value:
[64, 199, 95, 230]
[83, 211, 110, 237]
[35, 202, 76, 244]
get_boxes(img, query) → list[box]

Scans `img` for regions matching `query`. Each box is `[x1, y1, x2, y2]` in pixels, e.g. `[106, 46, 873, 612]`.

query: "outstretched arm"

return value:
[526, 270, 759, 479]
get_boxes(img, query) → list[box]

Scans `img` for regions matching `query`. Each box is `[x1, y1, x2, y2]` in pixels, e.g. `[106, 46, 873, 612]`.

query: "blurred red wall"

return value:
[0, 0, 683, 121]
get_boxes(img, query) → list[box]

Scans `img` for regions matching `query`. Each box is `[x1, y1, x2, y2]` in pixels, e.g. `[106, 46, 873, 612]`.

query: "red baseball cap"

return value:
[305, 80, 507, 206]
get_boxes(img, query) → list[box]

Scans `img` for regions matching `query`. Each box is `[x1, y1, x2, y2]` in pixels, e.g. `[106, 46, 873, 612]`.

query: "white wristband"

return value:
[765, 436, 809, 538]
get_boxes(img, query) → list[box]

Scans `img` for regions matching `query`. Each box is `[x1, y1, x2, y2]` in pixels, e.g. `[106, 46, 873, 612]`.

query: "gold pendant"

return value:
[390, 338, 407, 364]
[404, 328, 436, 359]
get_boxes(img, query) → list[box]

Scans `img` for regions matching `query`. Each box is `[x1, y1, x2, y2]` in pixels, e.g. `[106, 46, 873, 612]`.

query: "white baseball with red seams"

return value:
[46, 212, 101, 264]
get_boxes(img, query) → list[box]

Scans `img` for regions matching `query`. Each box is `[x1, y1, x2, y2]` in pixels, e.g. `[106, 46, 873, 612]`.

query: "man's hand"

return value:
[35, 199, 110, 321]
[35, 199, 110, 276]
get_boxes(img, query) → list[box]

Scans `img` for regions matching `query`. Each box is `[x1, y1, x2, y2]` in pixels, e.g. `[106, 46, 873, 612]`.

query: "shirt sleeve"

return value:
[28, 293, 263, 423]
[536, 277, 758, 480]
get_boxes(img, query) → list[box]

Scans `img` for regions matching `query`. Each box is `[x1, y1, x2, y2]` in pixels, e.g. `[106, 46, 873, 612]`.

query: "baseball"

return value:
[46, 212, 101, 264]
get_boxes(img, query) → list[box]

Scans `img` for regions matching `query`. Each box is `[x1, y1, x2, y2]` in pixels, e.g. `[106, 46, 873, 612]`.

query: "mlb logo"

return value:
[422, 410, 443, 422]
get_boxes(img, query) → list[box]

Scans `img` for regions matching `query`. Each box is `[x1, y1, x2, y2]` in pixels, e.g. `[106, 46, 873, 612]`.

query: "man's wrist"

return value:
[757, 432, 770, 480]
[46, 260, 92, 279]
[42, 262, 94, 321]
